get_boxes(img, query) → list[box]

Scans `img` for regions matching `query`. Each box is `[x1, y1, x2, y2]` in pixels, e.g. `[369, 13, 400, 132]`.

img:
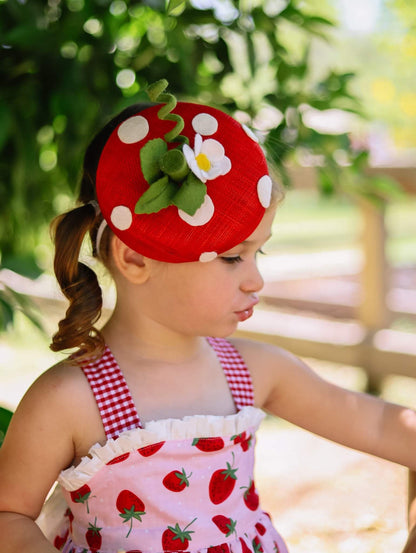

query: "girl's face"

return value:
[140, 207, 276, 338]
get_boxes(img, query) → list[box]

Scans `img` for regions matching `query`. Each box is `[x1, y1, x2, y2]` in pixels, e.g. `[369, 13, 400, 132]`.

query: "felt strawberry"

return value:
[192, 437, 224, 452]
[240, 479, 259, 511]
[106, 452, 130, 465]
[138, 441, 165, 457]
[208, 453, 238, 504]
[70, 484, 93, 513]
[163, 468, 192, 492]
[212, 515, 237, 537]
[252, 536, 264, 553]
[116, 490, 146, 538]
[208, 544, 230, 553]
[255, 522, 266, 536]
[85, 518, 102, 552]
[161, 518, 196, 550]
[231, 432, 252, 452]
[239, 537, 252, 553]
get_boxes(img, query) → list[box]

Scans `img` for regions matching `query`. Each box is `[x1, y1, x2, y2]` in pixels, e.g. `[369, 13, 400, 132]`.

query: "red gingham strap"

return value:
[79, 346, 142, 439]
[207, 337, 254, 409]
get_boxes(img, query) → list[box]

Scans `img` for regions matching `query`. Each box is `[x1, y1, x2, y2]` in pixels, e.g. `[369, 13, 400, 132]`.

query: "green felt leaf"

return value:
[140, 139, 167, 184]
[135, 176, 177, 214]
[172, 173, 207, 215]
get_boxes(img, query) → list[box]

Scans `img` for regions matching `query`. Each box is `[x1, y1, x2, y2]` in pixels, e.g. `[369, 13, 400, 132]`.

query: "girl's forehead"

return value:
[96, 101, 273, 264]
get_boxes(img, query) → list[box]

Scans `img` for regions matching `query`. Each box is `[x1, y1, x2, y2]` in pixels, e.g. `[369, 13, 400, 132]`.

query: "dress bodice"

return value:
[40, 338, 288, 553]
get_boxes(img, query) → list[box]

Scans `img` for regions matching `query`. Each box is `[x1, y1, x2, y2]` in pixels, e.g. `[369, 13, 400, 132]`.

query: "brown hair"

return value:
[50, 103, 150, 360]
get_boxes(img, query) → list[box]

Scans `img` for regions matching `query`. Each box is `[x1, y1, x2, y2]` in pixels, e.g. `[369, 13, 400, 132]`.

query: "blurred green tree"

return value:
[0, 0, 393, 329]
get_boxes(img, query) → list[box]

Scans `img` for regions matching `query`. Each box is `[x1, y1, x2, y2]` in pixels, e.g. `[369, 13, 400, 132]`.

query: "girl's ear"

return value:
[110, 235, 150, 284]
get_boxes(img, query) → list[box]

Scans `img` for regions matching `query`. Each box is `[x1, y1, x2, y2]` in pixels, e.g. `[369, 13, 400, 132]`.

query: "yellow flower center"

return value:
[195, 152, 211, 172]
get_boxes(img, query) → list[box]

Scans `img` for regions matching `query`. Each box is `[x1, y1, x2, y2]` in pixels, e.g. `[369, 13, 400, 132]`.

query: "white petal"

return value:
[201, 139, 224, 162]
[194, 133, 203, 155]
[192, 113, 218, 136]
[117, 116, 149, 144]
[178, 195, 214, 226]
[257, 175, 272, 208]
[111, 205, 133, 230]
[199, 251, 218, 262]
[183, 143, 195, 165]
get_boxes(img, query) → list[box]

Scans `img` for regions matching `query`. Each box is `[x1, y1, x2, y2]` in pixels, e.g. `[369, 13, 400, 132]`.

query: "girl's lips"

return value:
[235, 307, 254, 322]
[235, 298, 258, 322]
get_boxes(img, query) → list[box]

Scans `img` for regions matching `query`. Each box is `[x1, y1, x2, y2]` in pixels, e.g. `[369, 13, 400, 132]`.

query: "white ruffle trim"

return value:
[58, 406, 265, 491]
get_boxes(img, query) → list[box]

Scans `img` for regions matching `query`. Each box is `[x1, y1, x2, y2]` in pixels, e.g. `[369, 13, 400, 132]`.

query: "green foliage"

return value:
[0, 0, 398, 327]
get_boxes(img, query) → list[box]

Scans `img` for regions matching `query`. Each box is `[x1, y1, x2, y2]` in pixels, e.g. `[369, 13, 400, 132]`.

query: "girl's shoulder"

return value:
[227, 336, 311, 411]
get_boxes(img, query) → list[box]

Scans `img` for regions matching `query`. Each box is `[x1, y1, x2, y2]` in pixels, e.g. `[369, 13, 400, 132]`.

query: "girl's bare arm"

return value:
[235, 338, 416, 470]
[0, 363, 81, 552]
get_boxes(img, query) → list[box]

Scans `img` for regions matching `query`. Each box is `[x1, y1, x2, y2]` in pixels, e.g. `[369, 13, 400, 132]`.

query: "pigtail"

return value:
[50, 202, 105, 359]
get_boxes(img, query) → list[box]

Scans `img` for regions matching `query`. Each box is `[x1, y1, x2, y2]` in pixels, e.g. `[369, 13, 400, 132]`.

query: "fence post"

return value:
[356, 198, 390, 390]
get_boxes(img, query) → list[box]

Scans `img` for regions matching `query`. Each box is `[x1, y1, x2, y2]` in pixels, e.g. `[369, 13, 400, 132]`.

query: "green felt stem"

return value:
[159, 149, 189, 181]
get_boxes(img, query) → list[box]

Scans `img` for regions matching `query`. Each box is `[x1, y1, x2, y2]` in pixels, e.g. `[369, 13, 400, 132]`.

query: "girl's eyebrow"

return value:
[242, 233, 273, 245]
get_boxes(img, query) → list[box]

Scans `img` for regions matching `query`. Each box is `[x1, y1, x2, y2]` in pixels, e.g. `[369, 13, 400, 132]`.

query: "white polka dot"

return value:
[257, 175, 272, 208]
[192, 113, 218, 136]
[117, 116, 149, 144]
[111, 205, 132, 230]
[178, 194, 214, 226]
[199, 251, 217, 262]
[242, 124, 259, 143]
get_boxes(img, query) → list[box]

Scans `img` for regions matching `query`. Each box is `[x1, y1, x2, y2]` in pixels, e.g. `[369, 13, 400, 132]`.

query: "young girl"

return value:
[0, 80, 415, 553]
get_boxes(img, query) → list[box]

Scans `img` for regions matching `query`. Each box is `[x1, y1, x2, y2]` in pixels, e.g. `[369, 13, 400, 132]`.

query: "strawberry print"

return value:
[239, 537, 252, 553]
[241, 479, 259, 511]
[116, 489, 146, 538]
[70, 484, 93, 513]
[163, 468, 192, 492]
[192, 437, 224, 452]
[274, 541, 281, 553]
[255, 522, 266, 536]
[208, 453, 238, 504]
[64, 508, 74, 533]
[161, 518, 196, 550]
[208, 545, 230, 553]
[106, 452, 130, 465]
[212, 515, 237, 537]
[85, 518, 102, 552]
[231, 431, 252, 451]
[53, 529, 69, 550]
[138, 441, 165, 456]
[252, 536, 264, 553]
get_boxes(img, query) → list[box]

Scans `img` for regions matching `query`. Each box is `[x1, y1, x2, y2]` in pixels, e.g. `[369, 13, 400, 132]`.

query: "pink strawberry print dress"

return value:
[37, 337, 289, 553]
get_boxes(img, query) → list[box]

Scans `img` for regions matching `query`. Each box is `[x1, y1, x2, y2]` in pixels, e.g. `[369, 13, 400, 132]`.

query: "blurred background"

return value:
[1, 0, 415, 551]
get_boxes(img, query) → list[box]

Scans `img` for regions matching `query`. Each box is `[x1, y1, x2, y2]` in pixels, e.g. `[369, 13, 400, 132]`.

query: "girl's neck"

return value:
[101, 309, 206, 365]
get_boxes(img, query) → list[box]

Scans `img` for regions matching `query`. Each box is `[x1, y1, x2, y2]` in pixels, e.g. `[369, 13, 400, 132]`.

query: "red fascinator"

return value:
[96, 80, 272, 263]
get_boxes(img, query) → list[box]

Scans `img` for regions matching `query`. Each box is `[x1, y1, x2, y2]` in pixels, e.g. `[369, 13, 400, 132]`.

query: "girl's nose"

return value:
[240, 260, 264, 293]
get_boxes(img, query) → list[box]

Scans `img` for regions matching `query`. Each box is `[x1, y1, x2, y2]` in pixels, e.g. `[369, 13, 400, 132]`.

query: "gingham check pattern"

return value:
[207, 337, 254, 409]
[80, 339, 253, 440]
[80, 347, 141, 439]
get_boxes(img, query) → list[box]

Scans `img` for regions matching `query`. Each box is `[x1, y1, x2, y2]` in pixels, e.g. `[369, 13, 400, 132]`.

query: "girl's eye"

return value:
[221, 255, 243, 264]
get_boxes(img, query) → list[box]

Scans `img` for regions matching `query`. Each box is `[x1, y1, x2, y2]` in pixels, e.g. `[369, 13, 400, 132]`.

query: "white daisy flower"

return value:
[183, 133, 231, 183]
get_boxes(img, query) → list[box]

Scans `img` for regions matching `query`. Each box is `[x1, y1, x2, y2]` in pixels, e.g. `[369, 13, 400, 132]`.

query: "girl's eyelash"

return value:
[221, 249, 266, 264]
[221, 255, 243, 264]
